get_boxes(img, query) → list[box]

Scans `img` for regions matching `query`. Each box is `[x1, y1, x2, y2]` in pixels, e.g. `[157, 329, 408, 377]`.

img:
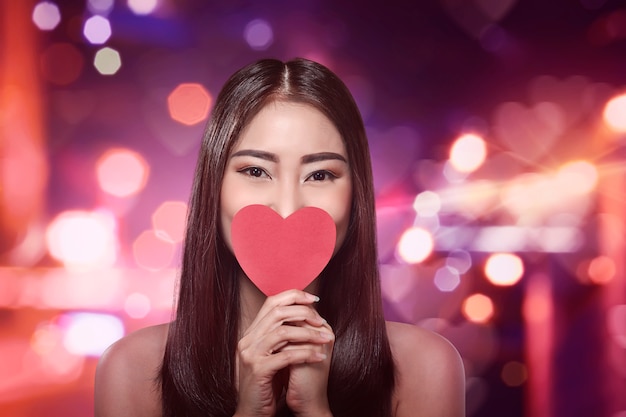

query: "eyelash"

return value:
[237, 167, 338, 182]
[239, 166, 270, 179]
[306, 170, 337, 182]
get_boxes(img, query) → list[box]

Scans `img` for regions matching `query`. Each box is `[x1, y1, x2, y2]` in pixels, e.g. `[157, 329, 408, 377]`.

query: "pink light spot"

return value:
[96, 148, 149, 197]
[152, 201, 187, 243]
[607, 304, 626, 349]
[167, 83, 212, 126]
[133, 230, 175, 271]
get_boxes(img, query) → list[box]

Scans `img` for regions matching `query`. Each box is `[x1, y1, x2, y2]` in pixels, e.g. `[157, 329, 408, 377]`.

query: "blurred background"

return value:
[1, 0, 626, 415]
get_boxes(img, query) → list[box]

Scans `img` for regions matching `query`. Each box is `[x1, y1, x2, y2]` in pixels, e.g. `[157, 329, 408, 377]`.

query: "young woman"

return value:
[95, 58, 465, 417]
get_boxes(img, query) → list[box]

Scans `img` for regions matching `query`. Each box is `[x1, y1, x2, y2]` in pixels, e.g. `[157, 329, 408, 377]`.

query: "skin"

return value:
[94, 102, 466, 417]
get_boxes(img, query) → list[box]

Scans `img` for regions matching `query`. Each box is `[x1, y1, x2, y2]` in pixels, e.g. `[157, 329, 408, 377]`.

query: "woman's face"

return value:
[220, 101, 352, 255]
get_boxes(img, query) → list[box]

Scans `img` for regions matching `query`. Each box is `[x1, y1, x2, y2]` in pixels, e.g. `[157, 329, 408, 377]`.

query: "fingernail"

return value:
[316, 352, 327, 360]
[320, 332, 333, 340]
[307, 293, 320, 302]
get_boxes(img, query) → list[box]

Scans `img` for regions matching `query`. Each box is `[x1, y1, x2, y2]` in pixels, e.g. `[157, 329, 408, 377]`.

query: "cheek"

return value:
[328, 190, 352, 254]
[219, 177, 241, 251]
[219, 210, 233, 251]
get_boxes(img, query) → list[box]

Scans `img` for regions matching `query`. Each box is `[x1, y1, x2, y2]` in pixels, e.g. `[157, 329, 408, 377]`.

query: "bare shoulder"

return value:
[94, 322, 170, 417]
[386, 321, 465, 417]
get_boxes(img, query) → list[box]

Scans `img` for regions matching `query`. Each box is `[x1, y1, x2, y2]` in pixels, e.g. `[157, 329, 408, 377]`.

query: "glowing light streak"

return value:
[32, 2, 61, 30]
[96, 148, 149, 197]
[604, 93, 626, 132]
[396, 227, 434, 264]
[83, 15, 112, 44]
[449, 133, 487, 173]
[45, 210, 117, 269]
[501, 170, 594, 224]
[462, 293, 494, 323]
[94, 47, 122, 75]
[435, 225, 583, 253]
[167, 83, 212, 126]
[555, 160, 598, 195]
[152, 201, 187, 243]
[438, 180, 499, 219]
[484, 253, 524, 286]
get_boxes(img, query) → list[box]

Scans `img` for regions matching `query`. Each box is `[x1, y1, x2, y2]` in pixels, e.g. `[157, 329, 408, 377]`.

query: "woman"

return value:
[95, 58, 465, 417]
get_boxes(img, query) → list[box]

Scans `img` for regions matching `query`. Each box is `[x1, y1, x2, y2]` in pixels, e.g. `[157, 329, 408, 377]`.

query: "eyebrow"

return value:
[230, 149, 278, 162]
[230, 149, 347, 164]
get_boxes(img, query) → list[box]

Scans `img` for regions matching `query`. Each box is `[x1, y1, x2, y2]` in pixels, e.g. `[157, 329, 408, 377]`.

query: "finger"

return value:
[241, 321, 333, 358]
[251, 289, 319, 327]
[265, 325, 334, 354]
[246, 303, 326, 338]
[268, 346, 329, 369]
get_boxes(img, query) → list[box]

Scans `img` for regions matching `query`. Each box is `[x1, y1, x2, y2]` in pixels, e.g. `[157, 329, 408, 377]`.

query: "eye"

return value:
[239, 166, 270, 178]
[306, 170, 337, 182]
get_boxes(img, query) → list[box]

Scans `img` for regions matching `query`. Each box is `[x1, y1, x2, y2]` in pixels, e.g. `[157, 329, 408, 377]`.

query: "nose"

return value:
[271, 181, 302, 218]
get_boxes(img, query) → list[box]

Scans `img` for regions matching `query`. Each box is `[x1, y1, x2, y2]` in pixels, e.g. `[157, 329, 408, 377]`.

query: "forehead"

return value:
[233, 101, 346, 154]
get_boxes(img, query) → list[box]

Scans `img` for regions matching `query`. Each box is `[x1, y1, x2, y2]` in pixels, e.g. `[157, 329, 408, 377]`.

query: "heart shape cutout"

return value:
[493, 101, 565, 162]
[231, 205, 336, 296]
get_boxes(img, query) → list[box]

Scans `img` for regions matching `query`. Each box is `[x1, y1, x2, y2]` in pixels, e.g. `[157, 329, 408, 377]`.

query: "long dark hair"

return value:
[160, 58, 395, 417]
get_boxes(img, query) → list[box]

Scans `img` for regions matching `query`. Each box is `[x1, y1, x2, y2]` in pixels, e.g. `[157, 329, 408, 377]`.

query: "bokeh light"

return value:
[244, 19, 274, 50]
[167, 83, 212, 126]
[32, 2, 61, 31]
[449, 133, 487, 173]
[83, 15, 112, 44]
[5, 1, 626, 415]
[434, 266, 461, 292]
[501, 361, 528, 387]
[603, 93, 626, 132]
[88, 0, 115, 15]
[607, 304, 626, 348]
[40, 42, 84, 85]
[152, 201, 187, 243]
[396, 227, 434, 264]
[124, 292, 151, 319]
[127, 0, 158, 15]
[413, 191, 441, 217]
[45, 210, 118, 269]
[133, 230, 176, 270]
[94, 47, 122, 75]
[587, 255, 616, 284]
[446, 249, 473, 274]
[60, 312, 124, 356]
[31, 322, 63, 356]
[484, 253, 524, 286]
[96, 148, 149, 197]
[28, 323, 86, 379]
[463, 293, 495, 323]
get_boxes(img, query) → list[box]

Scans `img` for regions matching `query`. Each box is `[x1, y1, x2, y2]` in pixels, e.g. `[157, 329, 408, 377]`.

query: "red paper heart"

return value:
[231, 205, 336, 296]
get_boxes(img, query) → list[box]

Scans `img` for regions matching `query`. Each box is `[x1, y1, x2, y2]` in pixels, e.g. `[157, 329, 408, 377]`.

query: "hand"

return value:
[235, 290, 333, 417]
[282, 320, 335, 417]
